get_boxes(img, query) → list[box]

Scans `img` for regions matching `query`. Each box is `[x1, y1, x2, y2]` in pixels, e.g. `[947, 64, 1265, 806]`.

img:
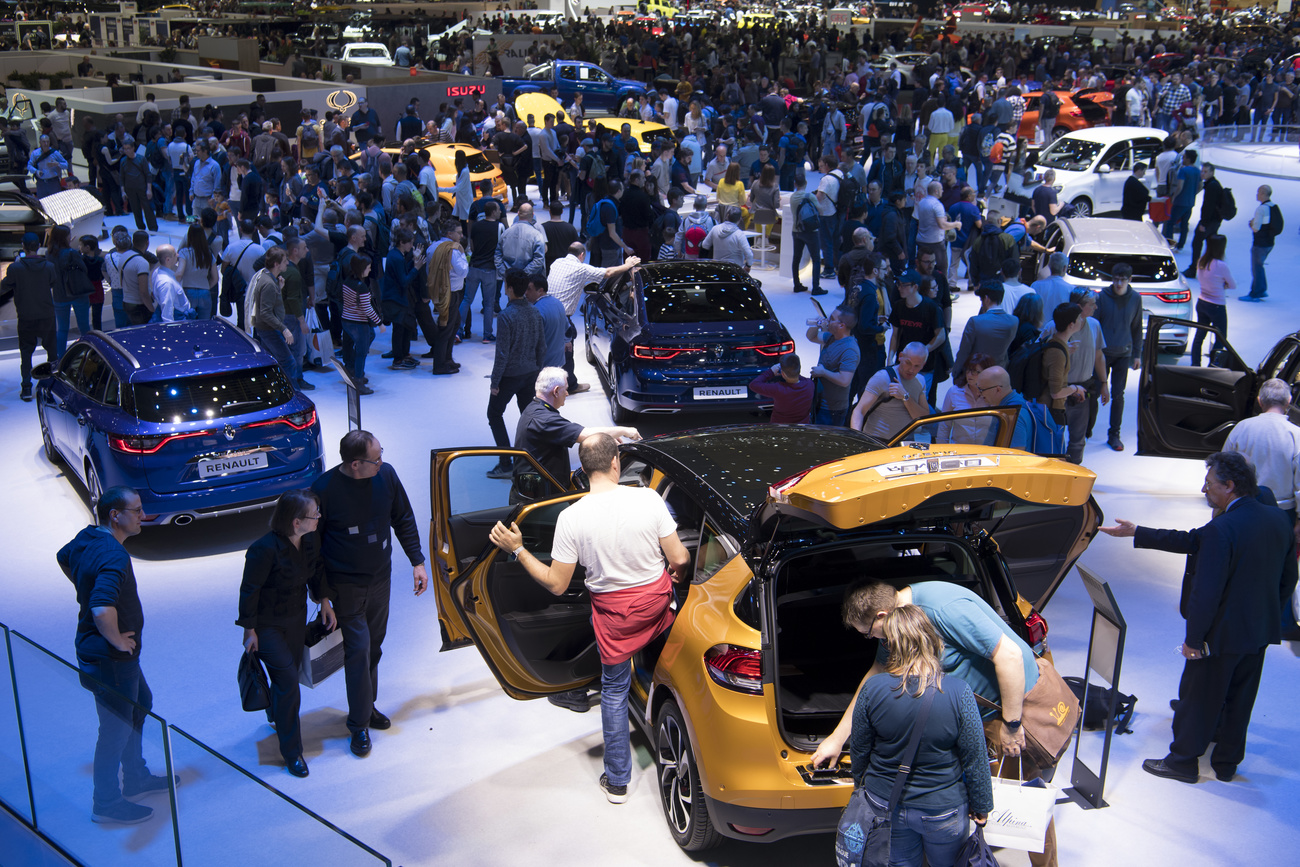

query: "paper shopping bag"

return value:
[982, 776, 1057, 853]
[298, 612, 344, 688]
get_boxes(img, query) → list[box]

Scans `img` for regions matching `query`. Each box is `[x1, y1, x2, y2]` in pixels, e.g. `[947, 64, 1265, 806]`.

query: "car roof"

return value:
[636, 260, 761, 286]
[87, 321, 275, 381]
[1054, 217, 1174, 255]
[1055, 125, 1167, 145]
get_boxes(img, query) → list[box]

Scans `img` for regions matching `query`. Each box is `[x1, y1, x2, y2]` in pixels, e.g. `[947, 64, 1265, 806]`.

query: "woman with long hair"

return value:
[846, 603, 992, 867]
[748, 163, 781, 216]
[47, 225, 92, 357]
[1008, 292, 1044, 356]
[1191, 234, 1234, 367]
[176, 223, 218, 320]
[238, 489, 335, 779]
[452, 149, 473, 234]
[716, 162, 748, 226]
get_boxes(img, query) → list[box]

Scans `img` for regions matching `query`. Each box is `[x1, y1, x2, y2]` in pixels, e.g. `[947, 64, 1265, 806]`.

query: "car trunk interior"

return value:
[772, 536, 995, 752]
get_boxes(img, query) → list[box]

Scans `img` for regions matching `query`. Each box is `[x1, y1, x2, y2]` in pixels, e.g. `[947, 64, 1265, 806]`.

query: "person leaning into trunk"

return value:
[488, 434, 690, 805]
[814, 578, 1062, 867]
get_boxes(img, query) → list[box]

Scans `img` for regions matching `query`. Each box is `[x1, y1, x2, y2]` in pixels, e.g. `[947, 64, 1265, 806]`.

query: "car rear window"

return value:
[467, 152, 495, 173]
[1067, 253, 1178, 283]
[643, 281, 771, 324]
[131, 366, 295, 423]
[350, 47, 387, 57]
[1037, 137, 1103, 171]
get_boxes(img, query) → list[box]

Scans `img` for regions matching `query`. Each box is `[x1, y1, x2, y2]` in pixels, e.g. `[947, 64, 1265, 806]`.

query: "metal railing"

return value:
[0, 622, 390, 867]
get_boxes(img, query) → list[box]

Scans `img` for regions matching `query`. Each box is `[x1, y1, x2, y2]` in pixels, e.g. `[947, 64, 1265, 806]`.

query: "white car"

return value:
[340, 42, 394, 67]
[1035, 217, 1191, 353]
[1034, 126, 1166, 218]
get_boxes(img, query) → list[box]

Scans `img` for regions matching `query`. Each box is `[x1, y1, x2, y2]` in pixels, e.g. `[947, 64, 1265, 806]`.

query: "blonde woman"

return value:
[846, 604, 992, 867]
[715, 163, 748, 226]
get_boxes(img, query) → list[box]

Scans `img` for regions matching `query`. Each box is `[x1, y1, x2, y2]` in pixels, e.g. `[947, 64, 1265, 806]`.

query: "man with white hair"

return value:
[149, 246, 192, 322]
[850, 341, 931, 438]
[1224, 378, 1300, 528]
[702, 144, 730, 191]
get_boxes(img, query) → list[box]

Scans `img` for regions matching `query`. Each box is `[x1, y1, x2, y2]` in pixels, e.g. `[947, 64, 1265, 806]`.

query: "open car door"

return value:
[449, 493, 600, 700]
[429, 448, 570, 651]
[1137, 316, 1258, 458]
[887, 405, 1020, 449]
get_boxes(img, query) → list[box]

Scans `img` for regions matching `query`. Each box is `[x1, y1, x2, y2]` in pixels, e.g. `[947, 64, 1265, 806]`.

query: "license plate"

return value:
[693, 385, 747, 401]
[198, 452, 269, 478]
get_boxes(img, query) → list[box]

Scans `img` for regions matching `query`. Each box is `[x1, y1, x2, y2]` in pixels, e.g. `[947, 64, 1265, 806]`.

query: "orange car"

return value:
[429, 409, 1101, 850]
[1016, 90, 1113, 141]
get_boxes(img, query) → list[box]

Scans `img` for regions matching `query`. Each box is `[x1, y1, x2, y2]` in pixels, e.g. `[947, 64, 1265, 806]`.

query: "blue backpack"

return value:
[1020, 400, 1068, 457]
[587, 198, 615, 240]
[795, 195, 821, 234]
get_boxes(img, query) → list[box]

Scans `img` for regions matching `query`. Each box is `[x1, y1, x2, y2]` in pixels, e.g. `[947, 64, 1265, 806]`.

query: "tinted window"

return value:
[466, 151, 494, 173]
[58, 345, 88, 382]
[1068, 253, 1177, 283]
[1037, 137, 1103, 171]
[1131, 137, 1163, 167]
[642, 281, 771, 324]
[131, 366, 295, 424]
[77, 351, 111, 401]
[349, 47, 387, 58]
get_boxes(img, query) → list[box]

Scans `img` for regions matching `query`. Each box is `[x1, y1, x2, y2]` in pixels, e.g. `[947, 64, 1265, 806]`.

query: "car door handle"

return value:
[76, 414, 87, 426]
[1199, 387, 1221, 398]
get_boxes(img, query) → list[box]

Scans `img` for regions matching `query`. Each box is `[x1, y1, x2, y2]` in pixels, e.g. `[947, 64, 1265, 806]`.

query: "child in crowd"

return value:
[658, 226, 677, 260]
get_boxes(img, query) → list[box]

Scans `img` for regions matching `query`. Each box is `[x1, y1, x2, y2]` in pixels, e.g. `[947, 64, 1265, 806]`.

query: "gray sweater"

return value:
[490, 297, 545, 390]
[1095, 284, 1144, 359]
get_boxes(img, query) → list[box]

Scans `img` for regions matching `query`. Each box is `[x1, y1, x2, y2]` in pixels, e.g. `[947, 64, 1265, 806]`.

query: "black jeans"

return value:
[488, 370, 538, 450]
[791, 230, 821, 292]
[542, 160, 560, 205]
[432, 291, 463, 371]
[255, 620, 306, 761]
[1190, 299, 1227, 367]
[1189, 219, 1222, 266]
[564, 317, 579, 389]
[18, 316, 56, 389]
[332, 575, 391, 735]
[1105, 355, 1132, 438]
[77, 654, 153, 809]
[125, 185, 158, 231]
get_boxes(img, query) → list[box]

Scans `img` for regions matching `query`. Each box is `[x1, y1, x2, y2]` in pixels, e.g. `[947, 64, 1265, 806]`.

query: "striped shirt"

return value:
[341, 280, 380, 324]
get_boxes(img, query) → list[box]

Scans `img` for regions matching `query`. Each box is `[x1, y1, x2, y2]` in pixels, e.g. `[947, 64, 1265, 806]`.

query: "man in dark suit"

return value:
[1121, 163, 1152, 221]
[1101, 452, 1297, 783]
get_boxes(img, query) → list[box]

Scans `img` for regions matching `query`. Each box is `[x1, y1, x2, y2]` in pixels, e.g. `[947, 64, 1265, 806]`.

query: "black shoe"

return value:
[599, 773, 629, 804]
[432, 366, 458, 375]
[811, 287, 828, 296]
[295, 379, 316, 391]
[1182, 268, 1197, 278]
[381, 351, 395, 359]
[122, 773, 178, 799]
[370, 710, 392, 730]
[1214, 767, 1236, 782]
[1142, 758, 1198, 784]
[1170, 699, 1180, 712]
[547, 689, 590, 713]
[287, 757, 309, 778]
[486, 463, 513, 479]
[421, 350, 437, 358]
[92, 799, 153, 825]
[356, 384, 374, 395]
[793, 284, 808, 293]
[20, 386, 32, 402]
[1107, 434, 1124, 452]
[350, 730, 372, 757]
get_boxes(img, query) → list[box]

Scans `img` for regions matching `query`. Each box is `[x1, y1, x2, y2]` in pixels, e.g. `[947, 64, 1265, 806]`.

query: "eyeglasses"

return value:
[977, 385, 1002, 395]
[357, 448, 384, 467]
[301, 513, 322, 521]
[119, 506, 145, 514]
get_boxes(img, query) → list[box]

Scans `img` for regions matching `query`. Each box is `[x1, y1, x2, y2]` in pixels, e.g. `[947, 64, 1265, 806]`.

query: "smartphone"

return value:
[811, 298, 828, 320]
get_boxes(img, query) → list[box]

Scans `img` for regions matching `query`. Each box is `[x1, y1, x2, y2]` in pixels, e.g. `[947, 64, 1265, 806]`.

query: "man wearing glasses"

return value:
[973, 365, 1036, 451]
[58, 486, 175, 825]
[311, 430, 427, 759]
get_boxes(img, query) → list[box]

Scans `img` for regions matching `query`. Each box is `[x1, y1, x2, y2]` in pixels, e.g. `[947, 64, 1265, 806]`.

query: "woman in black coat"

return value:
[238, 490, 334, 778]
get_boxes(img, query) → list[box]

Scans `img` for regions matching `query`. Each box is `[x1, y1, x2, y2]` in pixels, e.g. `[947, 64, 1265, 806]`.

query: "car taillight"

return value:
[1142, 290, 1190, 303]
[741, 340, 795, 357]
[1066, 106, 1082, 116]
[247, 409, 317, 431]
[108, 430, 209, 454]
[632, 345, 703, 360]
[1024, 608, 1048, 647]
[704, 644, 763, 695]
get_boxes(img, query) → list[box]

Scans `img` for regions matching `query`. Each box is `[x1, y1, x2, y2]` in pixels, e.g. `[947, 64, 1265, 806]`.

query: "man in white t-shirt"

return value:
[489, 434, 690, 805]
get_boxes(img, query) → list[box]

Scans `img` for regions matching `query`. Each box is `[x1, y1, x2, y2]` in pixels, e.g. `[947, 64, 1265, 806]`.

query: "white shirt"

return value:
[548, 254, 609, 316]
[995, 281, 1035, 316]
[149, 267, 192, 322]
[1225, 412, 1300, 510]
[816, 172, 841, 217]
[663, 95, 679, 129]
[551, 485, 677, 594]
[928, 107, 955, 135]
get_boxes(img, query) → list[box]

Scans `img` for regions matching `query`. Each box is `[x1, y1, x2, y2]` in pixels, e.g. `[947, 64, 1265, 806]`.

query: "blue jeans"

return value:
[342, 319, 375, 380]
[78, 654, 154, 809]
[819, 213, 840, 274]
[791, 230, 821, 291]
[1249, 244, 1271, 298]
[162, 167, 175, 215]
[1163, 203, 1192, 248]
[55, 296, 91, 357]
[815, 404, 847, 426]
[600, 659, 633, 786]
[864, 789, 969, 867]
[184, 288, 212, 322]
[460, 267, 499, 338]
[111, 287, 130, 329]
[255, 323, 301, 385]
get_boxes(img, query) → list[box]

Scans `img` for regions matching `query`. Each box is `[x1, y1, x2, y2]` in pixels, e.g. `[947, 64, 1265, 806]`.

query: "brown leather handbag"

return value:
[979, 656, 1081, 770]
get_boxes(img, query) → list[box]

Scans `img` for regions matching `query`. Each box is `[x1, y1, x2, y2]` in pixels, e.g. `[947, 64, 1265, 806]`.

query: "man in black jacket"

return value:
[865, 142, 904, 199]
[1094, 262, 1143, 452]
[235, 159, 264, 222]
[3, 232, 57, 401]
[878, 190, 909, 272]
[1186, 163, 1225, 276]
[58, 486, 174, 824]
[1121, 163, 1151, 221]
[1100, 453, 1297, 783]
[310, 431, 427, 759]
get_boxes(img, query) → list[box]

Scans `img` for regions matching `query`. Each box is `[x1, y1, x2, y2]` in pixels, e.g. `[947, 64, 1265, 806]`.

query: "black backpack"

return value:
[365, 214, 391, 258]
[1007, 336, 1066, 401]
[1065, 676, 1136, 733]
[833, 170, 859, 217]
[975, 231, 1012, 282]
[219, 242, 254, 308]
[1219, 187, 1237, 221]
[1040, 90, 1061, 118]
[1257, 201, 1283, 243]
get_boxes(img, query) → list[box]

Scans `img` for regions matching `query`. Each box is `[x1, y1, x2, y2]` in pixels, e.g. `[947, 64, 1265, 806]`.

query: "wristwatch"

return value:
[1004, 718, 1022, 732]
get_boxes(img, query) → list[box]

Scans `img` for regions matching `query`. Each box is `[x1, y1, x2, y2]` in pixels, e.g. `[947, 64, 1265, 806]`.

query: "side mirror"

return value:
[582, 281, 603, 295]
[32, 362, 53, 380]
[1096, 164, 1112, 174]
[514, 471, 544, 501]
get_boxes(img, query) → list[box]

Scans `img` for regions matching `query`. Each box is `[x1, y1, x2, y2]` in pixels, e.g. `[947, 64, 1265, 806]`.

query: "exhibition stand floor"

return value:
[2, 166, 1298, 867]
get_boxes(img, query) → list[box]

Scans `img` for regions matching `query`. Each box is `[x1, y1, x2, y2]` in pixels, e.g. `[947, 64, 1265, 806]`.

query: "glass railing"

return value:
[0, 623, 390, 867]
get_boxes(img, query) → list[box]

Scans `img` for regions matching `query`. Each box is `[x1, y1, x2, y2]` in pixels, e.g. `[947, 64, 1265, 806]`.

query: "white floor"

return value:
[2, 166, 1300, 867]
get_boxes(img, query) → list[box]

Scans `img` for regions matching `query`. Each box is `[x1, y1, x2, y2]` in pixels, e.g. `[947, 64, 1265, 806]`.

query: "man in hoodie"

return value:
[1095, 262, 1143, 452]
[3, 232, 57, 401]
[974, 365, 1035, 451]
[701, 206, 753, 271]
[58, 486, 174, 825]
[678, 195, 716, 257]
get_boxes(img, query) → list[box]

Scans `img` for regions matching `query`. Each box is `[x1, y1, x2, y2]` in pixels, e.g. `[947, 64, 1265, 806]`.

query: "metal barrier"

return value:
[1199, 124, 1300, 179]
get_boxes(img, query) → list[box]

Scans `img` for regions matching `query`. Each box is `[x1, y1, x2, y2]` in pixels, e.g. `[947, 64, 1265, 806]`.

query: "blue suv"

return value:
[36, 320, 325, 525]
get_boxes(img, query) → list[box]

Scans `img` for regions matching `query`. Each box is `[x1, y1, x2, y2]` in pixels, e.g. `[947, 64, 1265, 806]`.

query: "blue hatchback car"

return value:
[36, 320, 325, 525]
[583, 261, 795, 423]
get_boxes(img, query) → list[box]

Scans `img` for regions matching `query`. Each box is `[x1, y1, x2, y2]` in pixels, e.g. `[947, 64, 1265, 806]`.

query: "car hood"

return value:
[614, 77, 645, 91]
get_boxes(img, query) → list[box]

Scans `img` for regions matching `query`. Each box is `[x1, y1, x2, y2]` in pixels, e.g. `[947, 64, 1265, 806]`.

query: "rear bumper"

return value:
[131, 458, 325, 525]
[706, 796, 843, 843]
[614, 368, 775, 415]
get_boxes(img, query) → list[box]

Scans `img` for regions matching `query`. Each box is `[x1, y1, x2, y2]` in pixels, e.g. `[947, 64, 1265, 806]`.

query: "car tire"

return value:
[39, 409, 61, 465]
[84, 460, 103, 519]
[609, 386, 632, 425]
[655, 701, 722, 852]
[585, 331, 597, 365]
[1052, 125, 1070, 141]
[1070, 197, 1093, 218]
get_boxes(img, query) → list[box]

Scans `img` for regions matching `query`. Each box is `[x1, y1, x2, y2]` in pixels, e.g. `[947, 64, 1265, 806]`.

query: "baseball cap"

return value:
[898, 269, 922, 285]
[22, 232, 39, 246]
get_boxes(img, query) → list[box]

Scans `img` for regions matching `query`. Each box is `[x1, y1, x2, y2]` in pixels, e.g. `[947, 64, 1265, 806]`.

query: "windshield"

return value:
[1067, 252, 1179, 283]
[1037, 137, 1104, 171]
[131, 366, 295, 424]
[466, 152, 495, 173]
[643, 281, 772, 324]
[350, 48, 387, 58]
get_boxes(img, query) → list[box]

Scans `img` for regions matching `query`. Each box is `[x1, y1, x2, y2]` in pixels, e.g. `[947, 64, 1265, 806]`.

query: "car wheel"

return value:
[585, 331, 596, 365]
[1070, 197, 1093, 218]
[84, 460, 102, 519]
[1051, 125, 1070, 141]
[39, 409, 61, 465]
[656, 702, 722, 852]
[608, 386, 632, 425]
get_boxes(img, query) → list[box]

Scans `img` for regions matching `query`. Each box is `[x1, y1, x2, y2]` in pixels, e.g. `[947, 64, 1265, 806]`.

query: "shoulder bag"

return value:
[835, 685, 937, 867]
[238, 649, 270, 712]
[976, 655, 1081, 770]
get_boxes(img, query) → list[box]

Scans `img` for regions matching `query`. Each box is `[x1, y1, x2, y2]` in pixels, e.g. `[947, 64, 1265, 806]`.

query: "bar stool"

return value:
[750, 208, 779, 270]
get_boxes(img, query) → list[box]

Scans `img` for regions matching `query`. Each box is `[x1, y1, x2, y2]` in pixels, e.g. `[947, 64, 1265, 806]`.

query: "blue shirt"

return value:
[876, 581, 1039, 714]
[533, 294, 568, 368]
[190, 156, 221, 198]
[1174, 164, 1200, 208]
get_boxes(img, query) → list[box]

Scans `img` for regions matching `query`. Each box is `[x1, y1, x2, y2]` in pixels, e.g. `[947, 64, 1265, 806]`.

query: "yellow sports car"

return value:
[515, 92, 671, 156]
[429, 407, 1100, 850]
[354, 140, 507, 218]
